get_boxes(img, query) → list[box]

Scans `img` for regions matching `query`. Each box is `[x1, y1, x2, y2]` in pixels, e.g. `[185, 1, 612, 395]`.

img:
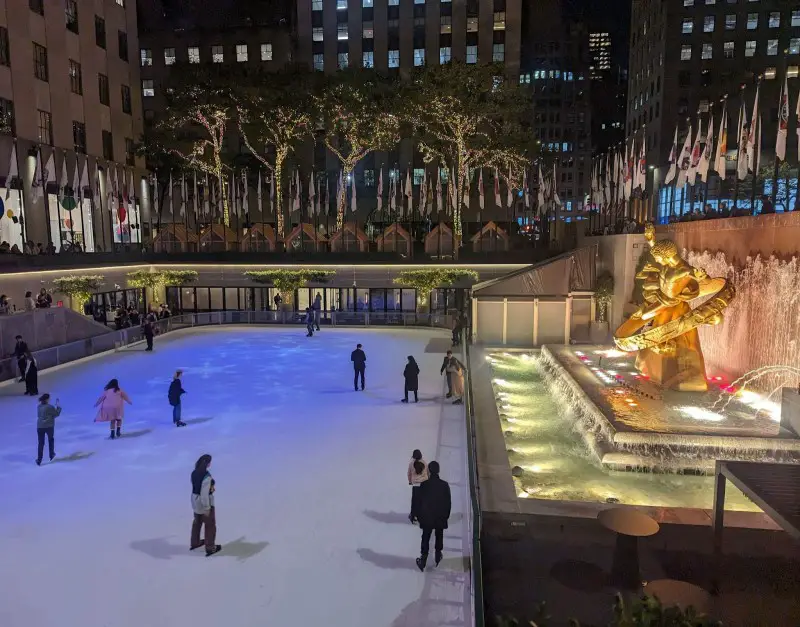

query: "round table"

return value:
[645, 579, 710, 613]
[598, 508, 660, 590]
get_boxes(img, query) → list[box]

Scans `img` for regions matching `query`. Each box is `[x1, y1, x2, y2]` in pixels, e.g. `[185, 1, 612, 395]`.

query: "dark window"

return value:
[125, 138, 135, 165]
[33, 43, 48, 81]
[0, 97, 14, 134]
[98, 73, 109, 105]
[37, 109, 52, 144]
[118, 31, 128, 61]
[73, 121, 86, 154]
[29, 0, 43, 15]
[66, 0, 79, 33]
[102, 130, 114, 160]
[678, 70, 691, 87]
[121, 85, 131, 114]
[95, 16, 106, 49]
[0, 27, 9, 66]
[69, 59, 82, 94]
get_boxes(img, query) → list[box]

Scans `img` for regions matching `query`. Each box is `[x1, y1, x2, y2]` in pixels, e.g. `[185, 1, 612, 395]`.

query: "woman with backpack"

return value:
[407, 449, 429, 524]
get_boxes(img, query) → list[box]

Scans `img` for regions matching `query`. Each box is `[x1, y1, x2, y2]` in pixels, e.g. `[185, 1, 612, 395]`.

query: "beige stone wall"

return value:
[0, 306, 110, 356]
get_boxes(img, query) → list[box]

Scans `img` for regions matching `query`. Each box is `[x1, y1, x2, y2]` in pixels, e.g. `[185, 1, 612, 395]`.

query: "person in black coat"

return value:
[402, 356, 420, 403]
[351, 343, 366, 391]
[415, 460, 451, 571]
[143, 318, 154, 351]
[168, 370, 187, 427]
[14, 335, 28, 382]
[24, 351, 38, 396]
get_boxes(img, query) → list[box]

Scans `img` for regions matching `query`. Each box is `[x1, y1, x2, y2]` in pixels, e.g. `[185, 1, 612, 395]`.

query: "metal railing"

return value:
[462, 330, 485, 627]
[0, 310, 455, 383]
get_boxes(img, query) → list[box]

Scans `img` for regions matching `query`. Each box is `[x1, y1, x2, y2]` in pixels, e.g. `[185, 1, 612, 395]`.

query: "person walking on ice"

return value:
[191, 454, 221, 556]
[304, 307, 315, 337]
[402, 356, 420, 403]
[169, 370, 187, 427]
[351, 343, 366, 391]
[143, 316, 155, 351]
[23, 351, 38, 396]
[415, 460, 451, 571]
[35, 393, 61, 465]
[94, 378, 132, 439]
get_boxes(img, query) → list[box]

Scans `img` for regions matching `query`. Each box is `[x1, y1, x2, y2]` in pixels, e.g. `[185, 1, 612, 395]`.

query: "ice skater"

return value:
[35, 393, 61, 465]
[94, 378, 132, 439]
[407, 449, 429, 523]
[191, 454, 221, 556]
[351, 343, 366, 391]
[143, 317, 155, 351]
[304, 307, 314, 337]
[168, 370, 187, 427]
[312, 292, 322, 331]
[440, 350, 462, 399]
[446, 356, 466, 405]
[415, 460, 451, 571]
[24, 351, 38, 396]
[14, 335, 28, 382]
[402, 356, 420, 403]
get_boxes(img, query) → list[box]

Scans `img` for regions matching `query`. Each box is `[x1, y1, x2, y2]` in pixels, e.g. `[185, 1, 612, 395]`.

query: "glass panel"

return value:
[209, 288, 223, 311]
[325, 288, 341, 311]
[401, 289, 416, 311]
[386, 289, 401, 311]
[296, 289, 310, 311]
[356, 289, 369, 311]
[166, 287, 180, 313]
[196, 288, 210, 311]
[343, 288, 356, 311]
[370, 288, 386, 312]
[224, 288, 239, 310]
[181, 288, 197, 313]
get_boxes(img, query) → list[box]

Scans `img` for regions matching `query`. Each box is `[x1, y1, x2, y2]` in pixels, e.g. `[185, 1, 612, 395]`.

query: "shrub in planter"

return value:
[393, 269, 479, 312]
[243, 269, 335, 306]
[52, 275, 104, 311]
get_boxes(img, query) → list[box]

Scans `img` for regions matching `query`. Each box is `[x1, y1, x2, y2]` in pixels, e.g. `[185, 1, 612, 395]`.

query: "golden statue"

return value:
[614, 224, 735, 392]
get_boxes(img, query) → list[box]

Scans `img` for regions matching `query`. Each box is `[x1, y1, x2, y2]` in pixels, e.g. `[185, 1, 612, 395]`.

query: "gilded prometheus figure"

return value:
[614, 224, 735, 392]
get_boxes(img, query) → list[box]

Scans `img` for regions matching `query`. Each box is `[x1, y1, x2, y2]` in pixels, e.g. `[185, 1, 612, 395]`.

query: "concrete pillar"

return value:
[564, 294, 573, 344]
[471, 297, 478, 343]
[502, 298, 508, 345]
[533, 298, 539, 347]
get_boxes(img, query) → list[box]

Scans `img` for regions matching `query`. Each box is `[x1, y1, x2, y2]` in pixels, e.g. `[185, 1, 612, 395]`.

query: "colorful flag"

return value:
[676, 126, 693, 189]
[505, 167, 512, 209]
[636, 139, 647, 191]
[389, 170, 396, 213]
[698, 113, 713, 184]
[536, 165, 544, 211]
[436, 168, 442, 215]
[776, 75, 789, 162]
[179, 171, 187, 218]
[747, 83, 760, 173]
[736, 100, 749, 181]
[552, 163, 561, 207]
[664, 126, 678, 185]
[523, 168, 530, 209]
[494, 168, 501, 208]
[714, 102, 728, 179]
[404, 170, 412, 217]
[308, 171, 316, 218]
[419, 169, 427, 215]
[462, 168, 470, 209]
[256, 170, 262, 219]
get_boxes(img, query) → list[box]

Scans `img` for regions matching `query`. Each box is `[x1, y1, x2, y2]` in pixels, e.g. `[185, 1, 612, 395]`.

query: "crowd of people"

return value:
[0, 287, 53, 315]
[0, 240, 57, 256]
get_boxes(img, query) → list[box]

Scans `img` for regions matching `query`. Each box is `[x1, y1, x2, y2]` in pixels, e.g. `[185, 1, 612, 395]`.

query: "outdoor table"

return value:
[644, 579, 710, 613]
[598, 507, 660, 590]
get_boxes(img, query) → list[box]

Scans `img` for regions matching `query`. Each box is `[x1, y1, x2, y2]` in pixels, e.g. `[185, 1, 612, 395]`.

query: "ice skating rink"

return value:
[0, 327, 471, 627]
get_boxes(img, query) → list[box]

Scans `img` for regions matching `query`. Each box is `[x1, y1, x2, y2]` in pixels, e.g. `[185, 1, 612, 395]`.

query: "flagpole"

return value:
[772, 54, 787, 208]
[749, 77, 762, 215]
[13, 139, 26, 245]
[76, 159, 86, 250]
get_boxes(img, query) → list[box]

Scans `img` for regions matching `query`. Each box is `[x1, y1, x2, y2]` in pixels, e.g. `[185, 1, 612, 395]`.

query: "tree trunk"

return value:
[275, 157, 285, 246]
[336, 165, 352, 232]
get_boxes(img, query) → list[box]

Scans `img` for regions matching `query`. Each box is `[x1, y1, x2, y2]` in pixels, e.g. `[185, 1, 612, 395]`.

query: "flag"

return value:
[241, 170, 249, 219]
[43, 151, 55, 206]
[4, 143, 17, 200]
[747, 83, 760, 173]
[57, 152, 68, 208]
[192, 170, 198, 223]
[714, 102, 728, 179]
[256, 170, 262, 220]
[168, 171, 174, 219]
[636, 139, 647, 191]
[350, 172, 356, 214]
[70, 156, 79, 202]
[604, 154, 612, 210]
[776, 75, 789, 162]
[664, 126, 678, 185]
[698, 113, 713, 184]
[478, 168, 485, 210]
[293, 170, 301, 214]
[308, 171, 316, 218]
[523, 168, 530, 209]
[389, 170, 396, 213]
[506, 167, 513, 209]
[376, 169, 383, 214]
[536, 165, 544, 211]
[736, 100, 749, 181]
[204, 172, 210, 218]
[462, 168, 470, 208]
[494, 168, 501, 208]
[179, 171, 186, 218]
[552, 163, 562, 207]
[31, 150, 42, 202]
[419, 169, 427, 216]
[436, 168, 442, 215]
[676, 126, 693, 189]
[404, 170, 412, 217]
[449, 167, 457, 214]
[79, 156, 88, 204]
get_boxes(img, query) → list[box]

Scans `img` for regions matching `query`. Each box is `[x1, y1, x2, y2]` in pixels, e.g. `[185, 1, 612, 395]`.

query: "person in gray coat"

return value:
[36, 393, 61, 465]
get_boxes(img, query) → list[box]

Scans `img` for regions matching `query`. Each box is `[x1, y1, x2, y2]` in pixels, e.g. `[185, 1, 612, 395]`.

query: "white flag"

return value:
[478, 168, 484, 210]
[664, 126, 678, 185]
[494, 168, 501, 208]
[698, 114, 713, 184]
[5, 143, 17, 200]
[552, 163, 562, 207]
[71, 155, 79, 204]
[43, 151, 55, 198]
[293, 170, 301, 214]
[736, 100, 749, 181]
[436, 169, 442, 215]
[776, 75, 789, 162]
[714, 103, 728, 179]
[419, 169, 427, 215]
[256, 170, 262, 219]
[676, 127, 693, 189]
[449, 167, 457, 214]
[192, 170, 198, 221]
[747, 83, 760, 173]
[505, 167, 512, 209]
[404, 170, 412, 217]
[168, 171, 174, 218]
[376, 169, 383, 214]
[462, 168, 470, 208]
[241, 171, 249, 218]
[179, 172, 186, 218]
[31, 150, 42, 202]
[350, 173, 356, 214]
[389, 171, 396, 213]
[636, 138, 647, 191]
[308, 171, 316, 218]
[79, 156, 89, 204]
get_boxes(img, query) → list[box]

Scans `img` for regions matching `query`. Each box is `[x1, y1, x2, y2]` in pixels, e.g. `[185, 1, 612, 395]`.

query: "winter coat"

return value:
[305, 310, 314, 324]
[351, 349, 366, 369]
[403, 362, 420, 391]
[407, 458, 429, 485]
[143, 321, 154, 337]
[94, 388, 131, 422]
[416, 474, 451, 530]
[168, 379, 186, 406]
[14, 340, 28, 359]
[312, 295, 322, 311]
[191, 470, 215, 515]
[37, 403, 62, 429]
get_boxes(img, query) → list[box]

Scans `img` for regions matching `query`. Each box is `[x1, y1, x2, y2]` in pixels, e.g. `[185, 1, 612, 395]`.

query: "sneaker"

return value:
[49, 454, 56, 461]
[453, 399, 463, 405]
[445, 393, 453, 398]
[206, 545, 222, 556]
[415, 557, 426, 572]
[109, 431, 116, 440]
[116, 427, 121, 438]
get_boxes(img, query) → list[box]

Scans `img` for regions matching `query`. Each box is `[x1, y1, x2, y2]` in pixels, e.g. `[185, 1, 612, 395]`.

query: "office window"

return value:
[790, 38, 800, 55]
[68, 59, 82, 95]
[363, 51, 374, 67]
[705, 0, 716, 3]
[466, 45, 477, 64]
[98, 74, 109, 105]
[494, 12, 505, 30]
[793, 10, 800, 27]
[788, 66, 799, 78]
[37, 110, 52, 145]
[142, 79, 154, 97]
[414, 48, 425, 66]
[116, 0, 125, 5]
[764, 67, 776, 80]
[73, 121, 86, 154]
[164, 47, 176, 65]
[492, 43, 505, 62]
[212, 45, 223, 62]
[125, 138, 135, 166]
[95, 16, 106, 48]
[467, 17, 478, 32]
[33, 43, 48, 81]
[388, 0, 399, 5]
[684, 0, 694, 6]
[388, 18, 399, 29]
[767, 39, 778, 55]
[261, 43, 273, 61]
[363, 22, 374, 38]
[704, 16, 715, 32]
[0, 97, 13, 134]
[702, 43, 713, 59]
[65, 0, 79, 34]
[118, 31, 128, 61]
[745, 40, 756, 56]
[724, 41, 735, 58]
[338, 52, 348, 69]
[313, 27, 324, 42]
[388, 49, 399, 68]
[236, 44, 248, 62]
[747, 13, 757, 29]
[29, 0, 43, 15]
[338, 24, 348, 40]
[121, 85, 132, 114]
[440, 16, 451, 33]
[102, 131, 113, 161]
[140, 48, 152, 66]
[312, 0, 322, 10]
[337, 0, 347, 9]
[313, 54, 324, 71]
[682, 18, 694, 34]
[440, 46, 451, 64]
[188, 47, 200, 63]
[768, 12, 780, 27]
[363, 0, 373, 5]
[0, 27, 8, 67]
[680, 44, 692, 60]
[725, 14, 736, 29]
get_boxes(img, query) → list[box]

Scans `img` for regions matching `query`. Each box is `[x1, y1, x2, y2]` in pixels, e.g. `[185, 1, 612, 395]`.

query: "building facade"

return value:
[0, 0, 146, 253]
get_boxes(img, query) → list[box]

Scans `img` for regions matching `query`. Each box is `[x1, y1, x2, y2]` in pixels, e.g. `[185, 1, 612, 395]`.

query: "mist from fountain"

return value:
[712, 365, 800, 421]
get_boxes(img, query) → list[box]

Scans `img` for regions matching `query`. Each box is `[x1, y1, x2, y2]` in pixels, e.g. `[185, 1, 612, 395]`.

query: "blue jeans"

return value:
[172, 403, 181, 423]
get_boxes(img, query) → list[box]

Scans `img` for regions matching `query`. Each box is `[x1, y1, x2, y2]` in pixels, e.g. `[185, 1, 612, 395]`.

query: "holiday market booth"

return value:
[286, 223, 328, 252]
[200, 224, 239, 252]
[329, 223, 370, 253]
[424, 223, 460, 259]
[240, 224, 277, 252]
[470, 221, 509, 253]
[152, 224, 199, 253]
[376, 224, 412, 257]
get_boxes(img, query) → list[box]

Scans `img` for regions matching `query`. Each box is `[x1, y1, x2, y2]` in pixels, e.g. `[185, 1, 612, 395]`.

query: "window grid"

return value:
[681, 44, 692, 60]
[745, 40, 756, 57]
[102, 130, 113, 161]
[121, 85, 132, 114]
[440, 46, 451, 64]
[212, 45, 223, 63]
[702, 43, 713, 59]
[313, 54, 324, 71]
[724, 41, 735, 58]
[747, 13, 757, 30]
[682, 18, 693, 34]
[73, 121, 86, 154]
[118, 30, 128, 61]
[725, 14, 736, 30]
[164, 47, 176, 65]
[363, 51, 374, 68]
[69, 59, 82, 95]
[493, 12, 505, 30]
[0, 27, 8, 67]
[142, 79, 154, 97]
[767, 39, 778, 56]
[466, 45, 477, 64]
[768, 12, 780, 28]
[261, 43, 273, 61]
[33, 43, 48, 81]
[38, 110, 52, 145]
[98, 74, 109, 105]
[363, 22, 374, 38]
[95, 16, 106, 49]
[703, 16, 715, 32]
[338, 24, 348, 40]
[440, 16, 451, 34]
[790, 38, 800, 55]
[338, 52, 348, 69]
[388, 49, 399, 68]
[313, 27, 323, 42]
[188, 47, 200, 63]
[140, 48, 152, 66]
[65, 0, 79, 34]
[492, 43, 504, 62]
[236, 44, 248, 62]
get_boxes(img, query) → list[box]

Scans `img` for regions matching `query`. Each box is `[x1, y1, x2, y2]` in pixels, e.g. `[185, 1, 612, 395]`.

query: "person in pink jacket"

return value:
[94, 378, 132, 439]
[407, 449, 429, 524]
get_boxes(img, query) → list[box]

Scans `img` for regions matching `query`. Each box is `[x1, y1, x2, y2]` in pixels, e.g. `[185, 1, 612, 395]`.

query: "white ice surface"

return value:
[0, 327, 471, 627]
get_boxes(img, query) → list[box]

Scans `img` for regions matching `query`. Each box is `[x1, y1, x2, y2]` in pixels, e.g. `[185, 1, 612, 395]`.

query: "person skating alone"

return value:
[440, 350, 464, 399]
[143, 317, 155, 351]
[415, 460, 451, 571]
[14, 335, 28, 382]
[191, 454, 221, 556]
[402, 356, 420, 403]
[304, 307, 315, 337]
[312, 293, 322, 331]
[94, 378, 132, 439]
[169, 370, 187, 427]
[24, 351, 38, 396]
[407, 449, 429, 523]
[35, 393, 61, 465]
[351, 343, 366, 391]
[447, 356, 466, 405]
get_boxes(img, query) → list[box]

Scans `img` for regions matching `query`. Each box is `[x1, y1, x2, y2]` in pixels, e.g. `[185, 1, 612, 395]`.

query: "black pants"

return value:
[404, 385, 418, 402]
[410, 485, 422, 519]
[36, 426, 55, 462]
[354, 367, 365, 390]
[25, 370, 38, 395]
[445, 372, 453, 395]
[17, 358, 26, 380]
[145, 334, 153, 350]
[420, 527, 444, 556]
[306, 323, 314, 336]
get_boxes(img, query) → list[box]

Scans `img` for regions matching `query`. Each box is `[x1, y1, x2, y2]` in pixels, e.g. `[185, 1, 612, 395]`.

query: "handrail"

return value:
[462, 329, 485, 627]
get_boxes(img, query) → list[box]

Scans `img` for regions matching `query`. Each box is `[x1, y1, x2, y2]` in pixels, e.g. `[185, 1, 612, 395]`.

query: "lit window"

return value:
[412, 168, 424, 184]
[767, 39, 778, 56]
[680, 44, 692, 60]
[725, 14, 736, 29]
[745, 40, 756, 56]
[142, 79, 154, 97]
[702, 43, 712, 59]
[747, 13, 757, 29]
[764, 67, 776, 80]
[363, 22, 373, 38]
[790, 38, 800, 55]
[414, 48, 425, 66]
[768, 12, 780, 27]
[140, 48, 152, 66]
[724, 41, 735, 58]
[440, 46, 451, 64]
[313, 27, 323, 42]
[467, 17, 478, 32]
[236, 44, 248, 62]
[363, 51, 373, 67]
[684, 0, 694, 5]
[338, 52, 348, 69]
[164, 47, 175, 65]
[188, 47, 199, 63]
[492, 43, 504, 62]
[313, 53, 324, 71]
[388, 49, 399, 68]
[364, 169, 375, 186]
[212, 45, 223, 63]
[704, 16, 715, 32]
[440, 16, 451, 34]
[682, 18, 693, 34]
[388, 0, 398, 5]
[494, 11, 505, 30]
[261, 43, 272, 61]
[337, 0, 347, 9]
[787, 65, 799, 78]
[793, 10, 800, 27]
[337, 24, 348, 40]
[519, 73, 531, 84]
[116, 0, 124, 5]
[705, 0, 716, 4]
[466, 45, 477, 64]
[363, 0, 373, 5]
[312, 0, 322, 9]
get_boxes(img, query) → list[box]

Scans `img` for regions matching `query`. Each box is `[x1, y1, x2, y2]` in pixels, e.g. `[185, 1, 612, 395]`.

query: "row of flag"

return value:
[589, 138, 647, 214]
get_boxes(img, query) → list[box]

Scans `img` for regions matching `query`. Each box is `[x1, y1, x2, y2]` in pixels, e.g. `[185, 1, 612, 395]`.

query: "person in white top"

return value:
[407, 449, 429, 524]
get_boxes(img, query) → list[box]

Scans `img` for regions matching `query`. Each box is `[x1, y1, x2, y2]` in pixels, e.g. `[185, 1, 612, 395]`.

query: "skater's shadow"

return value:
[357, 548, 419, 571]
[222, 536, 269, 561]
[363, 510, 413, 525]
[424, 337, 456, 354]
[182, 417, 214, 426]
[51, 451, 95, 464]
[118, 428, 153, 439]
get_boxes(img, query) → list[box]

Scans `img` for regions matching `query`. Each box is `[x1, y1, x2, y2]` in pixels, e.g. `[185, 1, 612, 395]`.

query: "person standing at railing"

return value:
[95, 378, 132, 439]
[168, 370, 187, 428]
[414, 460, 451, 572]
[446, 356, 466, 406]
[351, 343, 366, 391]
[143, 318, 155, 352]
[14, 335, 28, 382]
[23, 351, 38, 396]
[35, 393, 61, 466]
[24, 291, 36, 312]
[440, 350, 463, 399]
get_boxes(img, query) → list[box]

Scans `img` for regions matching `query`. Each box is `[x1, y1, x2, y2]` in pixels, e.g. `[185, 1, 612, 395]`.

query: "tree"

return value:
[316, 69, 401, 230]
[404, 62, 533, 244]
[135, 129, 186, 231]
[244, 269, 335, 306]
[53, 275, 104, 311]
[235, 67, 316, 244]
[393, 269, 479, 311]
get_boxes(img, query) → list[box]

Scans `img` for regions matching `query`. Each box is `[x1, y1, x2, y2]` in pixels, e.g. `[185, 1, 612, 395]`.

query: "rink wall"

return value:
[0, 308, 112, 356]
